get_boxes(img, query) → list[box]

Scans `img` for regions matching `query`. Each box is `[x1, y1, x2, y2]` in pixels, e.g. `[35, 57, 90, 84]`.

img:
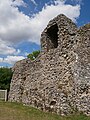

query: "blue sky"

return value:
[0, 0, 89, 67]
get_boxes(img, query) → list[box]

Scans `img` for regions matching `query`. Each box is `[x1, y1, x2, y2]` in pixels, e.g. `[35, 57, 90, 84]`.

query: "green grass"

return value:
[0, 101, 90, 120]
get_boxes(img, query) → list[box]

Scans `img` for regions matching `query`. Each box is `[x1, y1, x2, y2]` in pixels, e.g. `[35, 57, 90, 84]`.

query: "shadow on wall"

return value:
[47, 24, 58, 49]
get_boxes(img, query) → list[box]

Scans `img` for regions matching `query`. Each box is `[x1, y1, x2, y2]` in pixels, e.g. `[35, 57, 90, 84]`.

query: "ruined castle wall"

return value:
[9, 15, 90, 116]
[9, 49, 76, 115]
[41, 14, 77, 52]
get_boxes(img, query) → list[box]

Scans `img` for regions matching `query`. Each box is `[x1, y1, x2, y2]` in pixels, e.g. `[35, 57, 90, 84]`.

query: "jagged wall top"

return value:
[40, 14, 77, 52]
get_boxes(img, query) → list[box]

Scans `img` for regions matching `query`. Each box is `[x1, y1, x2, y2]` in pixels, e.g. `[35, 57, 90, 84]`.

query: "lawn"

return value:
[0, 101, 90, 120]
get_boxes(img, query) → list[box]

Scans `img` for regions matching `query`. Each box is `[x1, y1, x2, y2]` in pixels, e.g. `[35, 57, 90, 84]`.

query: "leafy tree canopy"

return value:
[27, 50, 40, 60]
[0, 67, 13, 91]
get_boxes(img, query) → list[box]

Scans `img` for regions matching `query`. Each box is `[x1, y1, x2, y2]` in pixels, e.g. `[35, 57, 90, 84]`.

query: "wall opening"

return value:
[47, 24, 58, 48]
[50, 100, 56, 106]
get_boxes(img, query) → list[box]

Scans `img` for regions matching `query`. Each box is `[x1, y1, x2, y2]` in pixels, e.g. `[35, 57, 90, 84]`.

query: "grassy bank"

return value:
[0, 101, 90, 120]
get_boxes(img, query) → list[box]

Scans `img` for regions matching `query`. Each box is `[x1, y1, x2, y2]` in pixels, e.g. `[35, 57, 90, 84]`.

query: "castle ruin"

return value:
[9, 14, 90, 116]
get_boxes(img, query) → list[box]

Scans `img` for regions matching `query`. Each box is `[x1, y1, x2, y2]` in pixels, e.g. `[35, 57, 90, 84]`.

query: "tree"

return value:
[0, 67, 13, 91]
[27, 50, 40, 60]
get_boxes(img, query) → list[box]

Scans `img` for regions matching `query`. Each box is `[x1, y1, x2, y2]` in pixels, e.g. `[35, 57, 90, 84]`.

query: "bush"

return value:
[27, 50, 40, 60]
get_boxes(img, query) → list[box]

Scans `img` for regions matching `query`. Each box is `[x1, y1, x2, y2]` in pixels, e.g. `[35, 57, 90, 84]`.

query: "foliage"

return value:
[0, 101, 90, 120]
[0, 67, 13, 91]
[27, 50, 40, 60]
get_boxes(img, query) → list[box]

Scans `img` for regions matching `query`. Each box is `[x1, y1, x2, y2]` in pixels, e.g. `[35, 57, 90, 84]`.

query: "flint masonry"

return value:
[9, 14, 90, 116]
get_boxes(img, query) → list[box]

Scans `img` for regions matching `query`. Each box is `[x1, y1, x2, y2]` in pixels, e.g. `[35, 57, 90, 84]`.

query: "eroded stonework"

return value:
[9, 14, 90, 116]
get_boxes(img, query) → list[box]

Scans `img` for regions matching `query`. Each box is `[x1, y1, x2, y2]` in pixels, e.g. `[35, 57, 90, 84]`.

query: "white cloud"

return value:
[58, 0, 83, 3]
[0, 66, 3, 68]
[30, 1, 80, 43]
[12, 0, 26, 7]
[0, 58, 3, 62]
[30, 0, 37, 5]
[0, 39, 20, 55]
[0, 0, 80, 45]
[0, 0, 81, 66]
[0, 56, 25, 65]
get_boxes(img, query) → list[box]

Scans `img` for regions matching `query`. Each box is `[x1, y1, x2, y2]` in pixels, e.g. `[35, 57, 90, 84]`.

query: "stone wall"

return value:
[9, 14, 90, 116]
